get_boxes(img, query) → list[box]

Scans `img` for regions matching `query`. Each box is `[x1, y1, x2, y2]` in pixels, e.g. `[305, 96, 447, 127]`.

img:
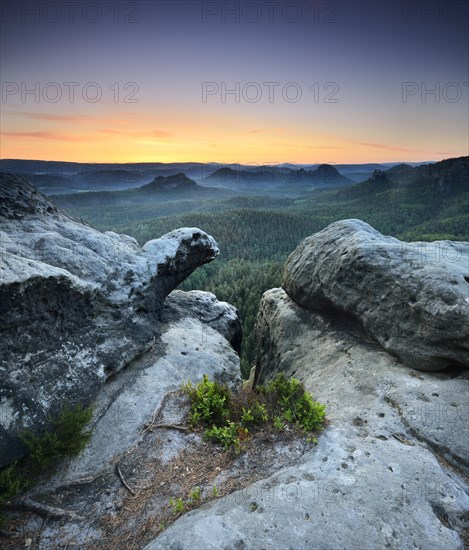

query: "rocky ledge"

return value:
[0, 173, 223, 466]
[2, 184, 468, 550]
[150, 222, 469, 550]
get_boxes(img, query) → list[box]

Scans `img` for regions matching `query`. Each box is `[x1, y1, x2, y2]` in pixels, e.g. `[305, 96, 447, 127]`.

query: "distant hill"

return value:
[338, 169, 395, 198]
[51, 174, 232, 210]
[204, 166, 298, 190]
[204, 164, 353, 190]
[139, 173, 199, 192]
[0, 158, 453, 196]
[386, 156, 469, 194]
[0, 160, 217, 193]
[26, 173, 74, 190]
[75, 169, 146, 187]
[338, 156, 468, 199]
[308, 164, 353, 188]
[384, 163, 416, 184]
[335, 162, 434, 183]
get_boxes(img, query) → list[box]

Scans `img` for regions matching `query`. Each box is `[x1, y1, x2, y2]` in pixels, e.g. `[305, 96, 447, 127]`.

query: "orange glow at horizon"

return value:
[0, 110, 463, 165]
[1, 131, 462, 165]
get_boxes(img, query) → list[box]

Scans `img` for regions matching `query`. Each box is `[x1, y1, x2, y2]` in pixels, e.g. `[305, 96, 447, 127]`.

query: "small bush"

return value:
[204, 421, 248, 453]
[20, 403, 93, 476]
[240, 408, 254, 427]
[252, 402, 269, 424]
[169, 497, 185, 515]
[188, 486, 201, 502]
[258, 373, 326, 432]
[273, 415, 284, 431]
[0, 463, 25, 508]
[183, 375, 231, 427]
[182, 373, 325, 452]
[0, 403, 93, 512]
[240, 402, 268, 428]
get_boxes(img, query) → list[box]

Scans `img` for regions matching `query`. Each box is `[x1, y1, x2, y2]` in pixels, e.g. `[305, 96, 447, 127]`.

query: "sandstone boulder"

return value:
[283, 219, 469, 371]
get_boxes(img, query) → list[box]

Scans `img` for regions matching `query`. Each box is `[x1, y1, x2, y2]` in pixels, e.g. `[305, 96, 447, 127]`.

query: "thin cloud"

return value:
[6, 111, 102, 123]
[244, 128, 284, 135]
[350, 140, 430, 154]
[2, 131, 85, 142]
[308, 146, 348, 150]
[97, 129, 173, 138]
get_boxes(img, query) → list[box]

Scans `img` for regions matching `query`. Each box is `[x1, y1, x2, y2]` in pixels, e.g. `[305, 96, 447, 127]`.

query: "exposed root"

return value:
[0, 529, 19, 538]
[151, 424, 190, 433]
[6, 497, 83, 521]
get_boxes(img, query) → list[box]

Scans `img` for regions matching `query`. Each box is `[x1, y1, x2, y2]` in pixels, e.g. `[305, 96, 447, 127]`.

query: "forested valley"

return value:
[57, 159, 468, 378]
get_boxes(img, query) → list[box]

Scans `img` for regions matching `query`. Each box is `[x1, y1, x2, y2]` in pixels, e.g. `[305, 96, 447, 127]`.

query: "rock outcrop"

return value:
[3, 190, 468, 550]
[150, 294, 468, 550]
[283, 219, 469, 371]
[45, 289, 242, 485]
[309, 163, 353, 188]
[139, 173, 198, 192]
[147, 222, 469, 550]
[0, 173, 221, 466]
[1, 289, 243, 549]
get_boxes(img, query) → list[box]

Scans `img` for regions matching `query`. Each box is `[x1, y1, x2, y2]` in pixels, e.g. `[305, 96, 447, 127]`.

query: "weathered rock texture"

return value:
[1, 289, 243, 549]
[283, 219, 469, 371]
[149, 287, 469, 550]
[0, 173, 221, 466]
[147, 222, 468, 550]
[46, 289, 242, 485]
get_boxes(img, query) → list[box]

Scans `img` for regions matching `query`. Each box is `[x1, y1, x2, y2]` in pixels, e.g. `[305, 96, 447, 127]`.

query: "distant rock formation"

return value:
[343, 155, 469, 197]
[308, 163, 353, 188]
[0, 173, 223, 466]
[139, 172, 198, 192]
[205, 164, 353, 190]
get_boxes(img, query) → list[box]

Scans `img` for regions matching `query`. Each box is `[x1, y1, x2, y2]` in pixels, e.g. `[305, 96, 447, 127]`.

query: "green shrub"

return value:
[0, 463, 26, 508]
[240, 407, 254, 427]
[204, 421, 248, 453]
[273, 415, 285, 431]
[20, 430, 63, 473]
[182, 373, 325, 452]
[240, 402, 268, 428]
[259, 373, 326, 432]
[252, 402, 268, 424]
[20, 403, 93, 475]
[169, 497, 185, 515]
[0, 403, 93, 512]
[188, 486, 201, 502]
[183, 375, 231, 427]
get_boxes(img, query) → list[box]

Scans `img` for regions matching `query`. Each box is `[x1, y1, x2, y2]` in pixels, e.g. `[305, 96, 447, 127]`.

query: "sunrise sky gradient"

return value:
[1, 0, 468, 164]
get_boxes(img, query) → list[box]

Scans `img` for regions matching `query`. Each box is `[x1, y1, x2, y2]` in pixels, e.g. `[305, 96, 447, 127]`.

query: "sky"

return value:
[1, 0, 468, 164]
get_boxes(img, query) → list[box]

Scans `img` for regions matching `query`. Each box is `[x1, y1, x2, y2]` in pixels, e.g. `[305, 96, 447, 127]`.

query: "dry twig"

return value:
[115, 463, 136, 496]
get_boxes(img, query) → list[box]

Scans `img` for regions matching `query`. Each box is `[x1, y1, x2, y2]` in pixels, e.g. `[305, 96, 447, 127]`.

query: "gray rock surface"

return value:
[283, 219, 469, 371]
[39, 289, 242, 486]
[148, 288, 469, 550]
[164, 290, 242, 354]
[0, 173, 220, 466]
[5, 290, 243, 548]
